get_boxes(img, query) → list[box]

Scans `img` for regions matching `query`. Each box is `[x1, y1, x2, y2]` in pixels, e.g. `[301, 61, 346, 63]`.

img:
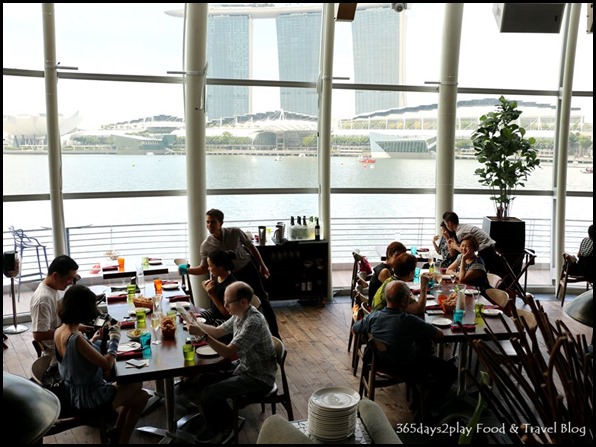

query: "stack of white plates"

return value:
[307, 386, 360, 441]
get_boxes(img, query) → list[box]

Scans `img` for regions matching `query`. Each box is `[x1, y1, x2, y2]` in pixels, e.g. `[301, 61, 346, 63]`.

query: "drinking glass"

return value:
[151, 311, 162, 344]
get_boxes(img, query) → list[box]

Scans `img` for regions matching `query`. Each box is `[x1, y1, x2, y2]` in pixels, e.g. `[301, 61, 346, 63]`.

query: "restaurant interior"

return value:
[3, 3, 593, 445]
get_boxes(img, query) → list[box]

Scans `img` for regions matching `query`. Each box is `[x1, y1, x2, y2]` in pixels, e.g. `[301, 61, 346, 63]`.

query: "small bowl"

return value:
[126, 328, 148, 341]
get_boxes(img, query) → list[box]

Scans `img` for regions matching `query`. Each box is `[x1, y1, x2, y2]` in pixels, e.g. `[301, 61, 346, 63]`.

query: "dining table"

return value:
[100, 256, 173, 280]
[422, 282, 519, 395]
[107, 282, 227, 444]
[375, 245, 435, 265]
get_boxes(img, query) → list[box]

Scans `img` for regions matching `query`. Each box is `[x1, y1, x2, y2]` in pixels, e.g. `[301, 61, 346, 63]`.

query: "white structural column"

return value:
[435, 3, 463, 232]
[41, 3, 67, 254]
[184, 4, 209, 307]
[318, 4, 334, 301]
[554, 4, 581, 284]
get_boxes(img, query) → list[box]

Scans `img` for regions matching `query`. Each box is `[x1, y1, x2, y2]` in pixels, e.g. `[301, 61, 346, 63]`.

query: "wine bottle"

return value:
[315, 217, 321, 241]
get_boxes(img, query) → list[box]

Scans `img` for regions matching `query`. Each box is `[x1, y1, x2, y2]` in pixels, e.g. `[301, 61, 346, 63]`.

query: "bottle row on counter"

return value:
[289, 215, 320, 241]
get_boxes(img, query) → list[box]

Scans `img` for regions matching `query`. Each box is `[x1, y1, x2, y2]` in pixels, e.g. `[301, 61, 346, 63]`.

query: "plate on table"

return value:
[148, 259, 162, 265]
[128, 307, 152, 316]
[464, 289, 479, 295]
[432, 318, 453, 327]
[118, 342, 141, 352]
[196, 345, 218, 357]
[126, 329, 148, 341]
[162, 283, 179, 290]
[482, 308, 503, 317]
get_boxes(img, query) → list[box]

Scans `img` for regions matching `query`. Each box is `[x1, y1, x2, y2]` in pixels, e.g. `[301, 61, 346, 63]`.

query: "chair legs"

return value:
[16, 245, 49, 302]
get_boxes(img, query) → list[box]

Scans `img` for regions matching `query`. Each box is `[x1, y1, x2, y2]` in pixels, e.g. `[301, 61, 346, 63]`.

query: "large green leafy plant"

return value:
[472, 96, 540, 219]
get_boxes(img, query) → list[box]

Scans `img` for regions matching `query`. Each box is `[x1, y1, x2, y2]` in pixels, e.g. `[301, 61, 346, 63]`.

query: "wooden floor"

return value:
[3, 289, 592, 444]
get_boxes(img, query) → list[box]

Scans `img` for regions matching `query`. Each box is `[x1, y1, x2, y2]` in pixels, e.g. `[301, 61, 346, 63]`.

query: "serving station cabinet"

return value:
[256, 240, 329, 304]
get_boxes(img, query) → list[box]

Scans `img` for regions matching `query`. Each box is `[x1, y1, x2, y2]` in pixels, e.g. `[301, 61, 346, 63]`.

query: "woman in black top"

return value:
[368, 241, 406, 300]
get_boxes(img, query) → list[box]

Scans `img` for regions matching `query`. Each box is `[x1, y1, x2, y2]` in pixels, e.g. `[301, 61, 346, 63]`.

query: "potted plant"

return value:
[472, 96, 541, 219]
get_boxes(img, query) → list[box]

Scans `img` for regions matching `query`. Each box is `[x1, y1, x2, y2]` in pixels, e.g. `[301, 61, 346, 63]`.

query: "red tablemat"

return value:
[103, 265, 118, 271]
[411, 288, 420, 295]
[450, 324, 476, 333]
[191, 340, 208, 348]
[162, 280, 178, 285]
[425, 304, 442, 310]
[169, 295, 191, 303]
[120, 320, 135, 329]
[116, 350, 144, 361]
[484, 304, 504, 310]
[418, 248, 430, 252]
[106, 294, 127, 303]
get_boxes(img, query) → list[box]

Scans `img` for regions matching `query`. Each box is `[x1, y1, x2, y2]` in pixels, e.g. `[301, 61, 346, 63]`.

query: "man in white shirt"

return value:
[30, 254, 79, 362]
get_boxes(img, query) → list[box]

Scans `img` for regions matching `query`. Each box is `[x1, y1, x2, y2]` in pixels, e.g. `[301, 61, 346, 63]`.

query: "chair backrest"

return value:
[9, 226, 43, 248]
[32, 339, 45, 358]
[514, 308, 538, 333]
[485, 288, 510, 309]
[256, 414, 313, 444]
[487, 273, 503, 289]
[272, 336, 290, 401]
[358, 399, 403, 444]
[359, 335, 408, 400]
[31, 355, 52, 385]
[173, 257, 194, 304]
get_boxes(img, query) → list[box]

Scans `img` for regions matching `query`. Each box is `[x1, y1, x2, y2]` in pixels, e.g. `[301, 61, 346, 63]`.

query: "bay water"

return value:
[2, 153, 593, 230]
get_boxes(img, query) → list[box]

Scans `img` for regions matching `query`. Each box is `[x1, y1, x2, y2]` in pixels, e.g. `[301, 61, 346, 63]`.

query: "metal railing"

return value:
[2, 217, 589, 284]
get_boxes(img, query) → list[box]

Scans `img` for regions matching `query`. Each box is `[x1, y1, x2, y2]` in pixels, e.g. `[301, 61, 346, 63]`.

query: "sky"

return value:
[3, 3, 593, 131]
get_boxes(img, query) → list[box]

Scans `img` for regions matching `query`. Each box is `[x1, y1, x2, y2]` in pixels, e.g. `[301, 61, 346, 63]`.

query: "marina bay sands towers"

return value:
[172, 3, 402, 120]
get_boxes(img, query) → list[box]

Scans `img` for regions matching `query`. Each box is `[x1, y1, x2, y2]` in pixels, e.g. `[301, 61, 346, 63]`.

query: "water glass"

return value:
[140, 331, 152, 357]
[414, 267, 421, 284]
[410, 246, 418, 256]
[453, 309, 464, 324]
[135, 308, 147, 328]
[183, 343, 195, 362]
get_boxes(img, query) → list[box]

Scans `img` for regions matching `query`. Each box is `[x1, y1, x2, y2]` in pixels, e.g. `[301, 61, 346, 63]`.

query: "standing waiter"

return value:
[179, 208, 280, 339]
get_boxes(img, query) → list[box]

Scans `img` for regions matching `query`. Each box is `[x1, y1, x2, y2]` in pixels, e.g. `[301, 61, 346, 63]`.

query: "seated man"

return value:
[353, 280, 457, 416]
[30, 255, 80, 363]
[186, 281, 277, 443]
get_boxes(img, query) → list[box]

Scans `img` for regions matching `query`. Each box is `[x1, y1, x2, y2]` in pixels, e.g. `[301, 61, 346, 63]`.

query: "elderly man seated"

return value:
[353, 279, 457, 418]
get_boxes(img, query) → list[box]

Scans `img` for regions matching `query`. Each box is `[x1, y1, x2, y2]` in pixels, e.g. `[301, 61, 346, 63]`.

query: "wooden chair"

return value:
[556, 253, 592, 307]
[30, 356, 111, 443]
[32, 339, 45, 358]
[487, 272, 503, 289]
[358, 335, 426, 421]
[231, 336, 293, 444]
[350, 293, 371, 376]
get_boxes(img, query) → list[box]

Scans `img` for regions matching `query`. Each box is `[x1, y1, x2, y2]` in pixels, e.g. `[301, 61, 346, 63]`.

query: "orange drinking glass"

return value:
[117, 256, 125, 270]
[153, 278, 163, 294]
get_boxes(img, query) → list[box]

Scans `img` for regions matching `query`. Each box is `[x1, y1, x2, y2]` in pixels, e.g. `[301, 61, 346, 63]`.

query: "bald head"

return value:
[225, 281, 254, 303]
[385, 280, 411, 310]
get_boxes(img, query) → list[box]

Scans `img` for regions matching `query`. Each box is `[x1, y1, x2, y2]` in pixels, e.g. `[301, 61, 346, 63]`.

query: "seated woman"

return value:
[54, 285, 149, 444]
[201, 249, 238, 326]
[371, 253, 428, 316]
[567, 224, 593, 282]
[445, 235, 490, 292]
[368, 241, 406, 300]
[432, 221, 458, 269]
